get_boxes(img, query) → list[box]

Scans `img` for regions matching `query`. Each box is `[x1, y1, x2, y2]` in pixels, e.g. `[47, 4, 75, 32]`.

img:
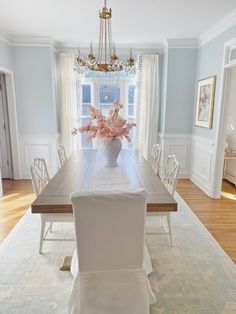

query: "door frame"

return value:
[0, 66, 21, 179]
[212, 38, 236, 198]
[0, 73, 14, 178]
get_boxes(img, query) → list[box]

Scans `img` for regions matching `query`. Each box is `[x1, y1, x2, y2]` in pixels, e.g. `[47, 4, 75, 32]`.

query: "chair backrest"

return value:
[150, 144, 161, 174]
[71, 189, 147, 272]
[30, 158, 50, 196]
[162, 155, 180, 196]
[57, 144, 67, 168]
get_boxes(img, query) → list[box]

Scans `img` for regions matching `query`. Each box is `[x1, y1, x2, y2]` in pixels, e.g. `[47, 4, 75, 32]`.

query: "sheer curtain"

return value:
[58, 53, 78, 155]
[136, 55, 159, 161]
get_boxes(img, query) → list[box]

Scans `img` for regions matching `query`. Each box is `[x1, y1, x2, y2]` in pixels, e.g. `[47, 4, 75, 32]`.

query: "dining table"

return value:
[31, 149, 177, 272]
[31, 149, 177, 214]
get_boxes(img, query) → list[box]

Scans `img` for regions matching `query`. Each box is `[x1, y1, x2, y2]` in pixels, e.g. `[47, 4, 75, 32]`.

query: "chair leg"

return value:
[39, 215, 46, 254]
[167, 213, 173, 246]
[161, 217, 164, 227]
[49, 222, 53, 233]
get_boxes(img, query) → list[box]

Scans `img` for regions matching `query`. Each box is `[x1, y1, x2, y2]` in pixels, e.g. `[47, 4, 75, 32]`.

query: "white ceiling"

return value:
[0, 0, 236, 46]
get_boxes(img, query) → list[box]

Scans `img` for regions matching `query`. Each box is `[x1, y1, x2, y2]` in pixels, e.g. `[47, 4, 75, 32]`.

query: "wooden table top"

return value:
[225, 151, 236, 159]
[31, 150, 177, 214]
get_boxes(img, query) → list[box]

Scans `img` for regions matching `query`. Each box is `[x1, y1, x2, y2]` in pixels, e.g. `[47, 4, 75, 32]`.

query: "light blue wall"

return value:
[12, 46, 58, 134]
[0, 39, 13, 70]
[193, 25, 236, 139]
[159, 50, 168, 133]
[164, 48, 198, 134]
[158, 53, 164, 132]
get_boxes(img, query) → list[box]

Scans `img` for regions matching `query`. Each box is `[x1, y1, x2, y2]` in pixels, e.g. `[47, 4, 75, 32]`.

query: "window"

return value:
[76, 72, 137, 149]
[99, 84, 121, 116]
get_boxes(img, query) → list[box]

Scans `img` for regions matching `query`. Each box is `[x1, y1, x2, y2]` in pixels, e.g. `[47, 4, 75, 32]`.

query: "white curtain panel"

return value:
[59, 53, 77, 155]
[137, 55, 159, 161]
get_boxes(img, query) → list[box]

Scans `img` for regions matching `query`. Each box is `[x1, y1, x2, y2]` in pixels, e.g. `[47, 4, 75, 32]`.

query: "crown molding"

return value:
[165, 38, 199, 49]
[11, 36, 56, 48]
[0, 33, 12, 45]
[200, 9, 236, 46]
[0, 35, 163, 54]
[57, 42, 164, 55]
[0, 35, 57, 50]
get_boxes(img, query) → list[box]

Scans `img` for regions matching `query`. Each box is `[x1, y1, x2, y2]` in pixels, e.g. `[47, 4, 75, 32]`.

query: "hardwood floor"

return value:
[0, 178, 236, 264]
[0, 179, 34, 242]
[177, 179, 236, 263]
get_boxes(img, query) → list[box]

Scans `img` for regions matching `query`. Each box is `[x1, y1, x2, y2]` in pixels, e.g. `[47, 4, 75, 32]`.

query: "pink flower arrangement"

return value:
[72, 99, 136, 142]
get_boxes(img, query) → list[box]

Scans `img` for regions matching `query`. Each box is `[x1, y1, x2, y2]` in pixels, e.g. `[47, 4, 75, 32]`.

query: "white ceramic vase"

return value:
[103, 138, 122, 167]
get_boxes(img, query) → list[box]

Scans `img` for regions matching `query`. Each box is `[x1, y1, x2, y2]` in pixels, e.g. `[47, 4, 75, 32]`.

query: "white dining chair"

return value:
[57, 144, 67, 168]
[30, 158, 50, 196]
[162, 155, 180, 196]
[30, 158, 73, 254]
[147, 155, 180, 246]
[69, 189, 156, 314]
[150, 144, 161, 175]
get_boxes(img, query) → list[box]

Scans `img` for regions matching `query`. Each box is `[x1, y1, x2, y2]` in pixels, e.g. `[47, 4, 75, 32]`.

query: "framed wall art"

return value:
[195, 76, 216, 128]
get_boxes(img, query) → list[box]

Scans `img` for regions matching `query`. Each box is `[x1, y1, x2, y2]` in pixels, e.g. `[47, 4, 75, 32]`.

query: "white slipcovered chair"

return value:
[150, 144, 161, 175]
[69, 189, 156, 314]
[57, 144, 67, 168]
[147, 155, 180, 246]
[30, 158, 73, 254]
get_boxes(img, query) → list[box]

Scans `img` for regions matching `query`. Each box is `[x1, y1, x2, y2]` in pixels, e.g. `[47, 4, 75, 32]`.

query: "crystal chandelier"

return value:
[74, 0, 135, 73]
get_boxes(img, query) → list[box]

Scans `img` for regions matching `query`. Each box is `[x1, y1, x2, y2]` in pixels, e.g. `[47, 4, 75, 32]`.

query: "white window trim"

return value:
[77, 77, 137, 150]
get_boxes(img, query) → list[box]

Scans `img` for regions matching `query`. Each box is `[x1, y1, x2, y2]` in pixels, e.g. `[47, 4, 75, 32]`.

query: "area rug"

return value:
[0, 193, 236, 314]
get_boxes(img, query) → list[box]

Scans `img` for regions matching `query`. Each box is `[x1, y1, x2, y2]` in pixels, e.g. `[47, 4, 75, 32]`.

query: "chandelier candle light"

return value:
[72, 100, 136, 167]
[74, 0, 135, 73]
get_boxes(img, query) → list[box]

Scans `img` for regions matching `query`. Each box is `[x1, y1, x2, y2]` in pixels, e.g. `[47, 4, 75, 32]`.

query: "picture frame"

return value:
[195, 76, 216, 128]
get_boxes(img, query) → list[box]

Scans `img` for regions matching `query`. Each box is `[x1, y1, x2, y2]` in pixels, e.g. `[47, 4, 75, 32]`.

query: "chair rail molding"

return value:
[159, 133, 192, 179]
[190, 135, 215, 197]
[19, 133, 60, 179]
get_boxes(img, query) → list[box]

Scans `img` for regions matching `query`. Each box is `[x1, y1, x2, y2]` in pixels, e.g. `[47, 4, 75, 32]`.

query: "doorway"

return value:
[213, 39, 236, 198]
[221, 66, 236, 198]
[0, 73, 13, 179]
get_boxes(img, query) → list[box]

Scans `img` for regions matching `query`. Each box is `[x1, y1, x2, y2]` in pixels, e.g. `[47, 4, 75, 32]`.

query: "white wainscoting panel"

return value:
[159, 133, 216, 197]
[159, 134, 192, 179]
[19, 133, 60, 179]
[190, 135, 215, 197]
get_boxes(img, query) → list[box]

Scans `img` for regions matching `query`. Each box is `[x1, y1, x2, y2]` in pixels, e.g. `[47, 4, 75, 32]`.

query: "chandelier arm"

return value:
[120, 60, 128, 67]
